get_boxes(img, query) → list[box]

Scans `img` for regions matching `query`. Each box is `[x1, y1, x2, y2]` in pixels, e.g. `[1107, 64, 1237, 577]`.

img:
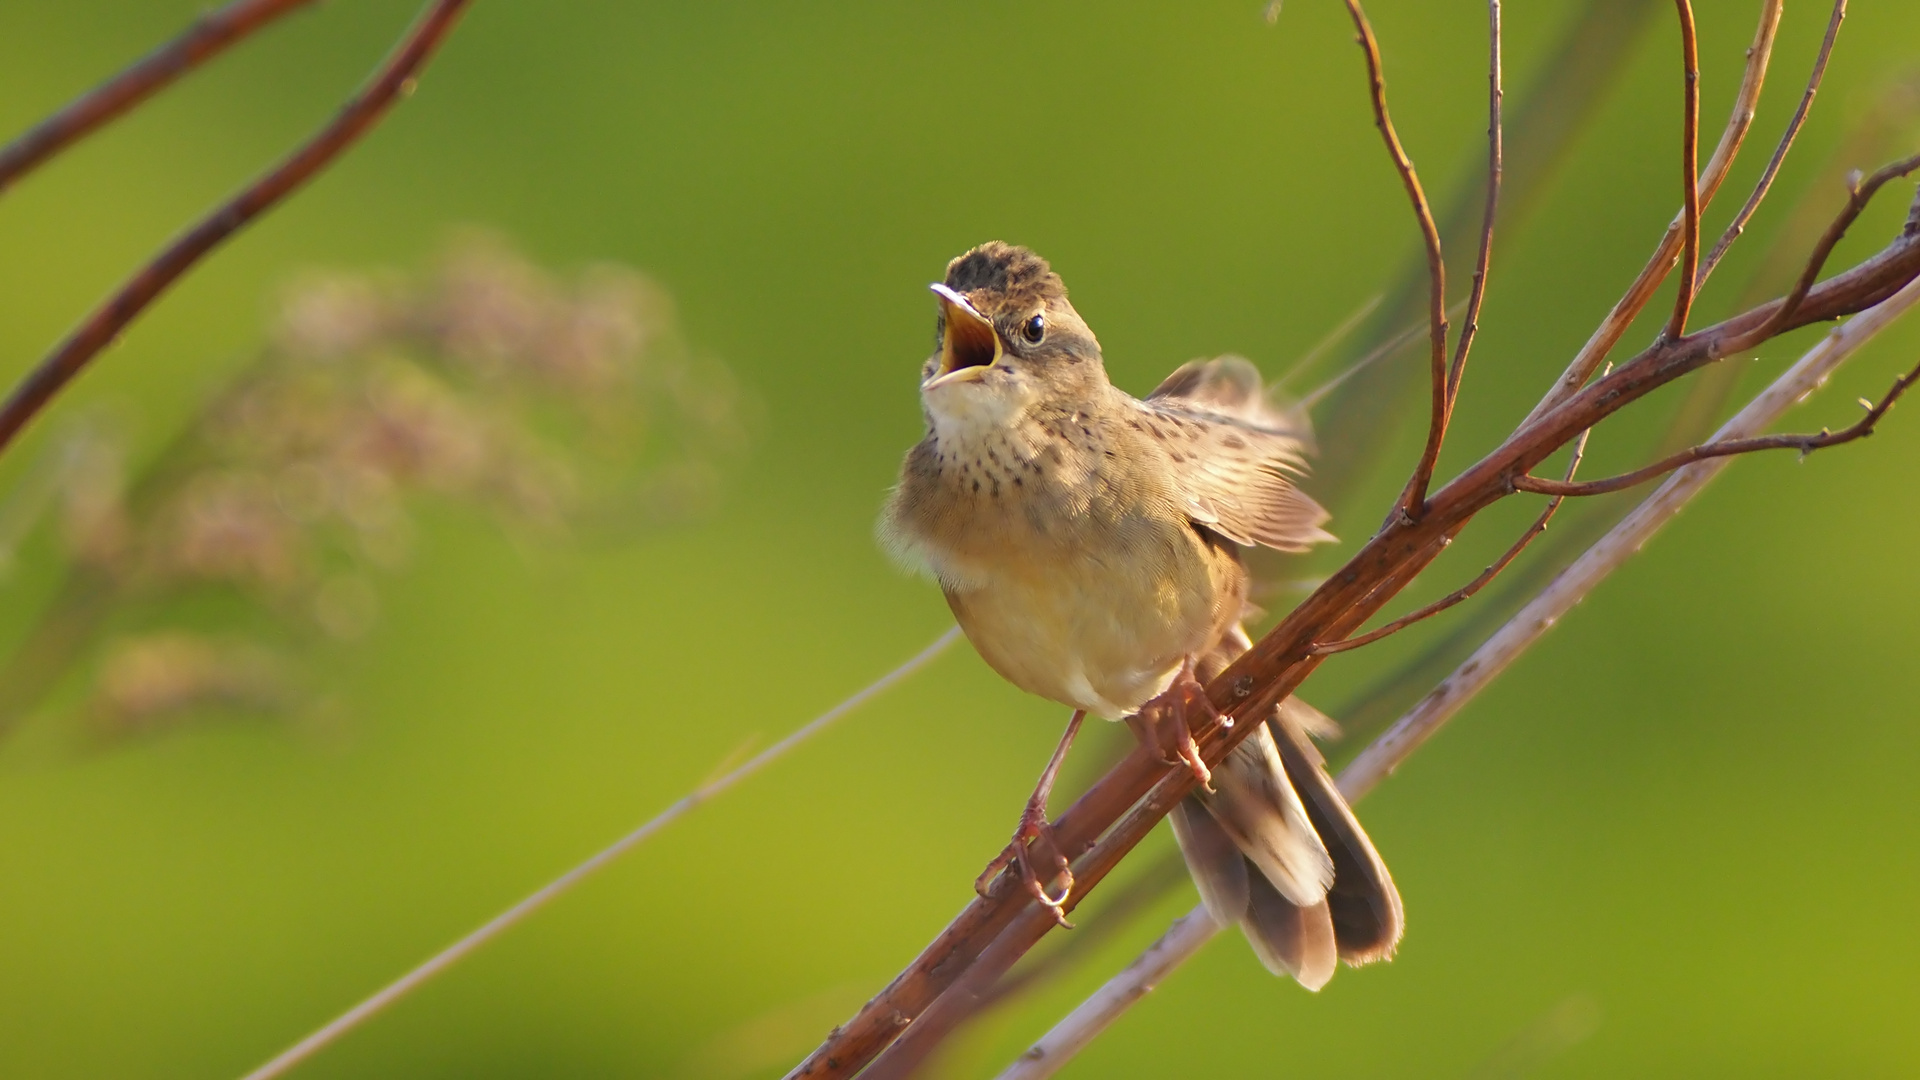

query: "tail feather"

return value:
[1242, 881, 1337, 991]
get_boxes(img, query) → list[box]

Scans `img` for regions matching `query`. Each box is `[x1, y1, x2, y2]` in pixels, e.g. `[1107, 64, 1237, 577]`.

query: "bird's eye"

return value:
[1021, 313, 1046, 344]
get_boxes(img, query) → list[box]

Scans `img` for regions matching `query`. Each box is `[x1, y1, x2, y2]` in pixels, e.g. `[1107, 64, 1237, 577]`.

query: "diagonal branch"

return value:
[0, 0, 474, 461]
[0, 0, 320, 195]
[1339, 0, 1450, 518]
[994, 271, 1920, 1080]
[1699, 0, 1849, 286]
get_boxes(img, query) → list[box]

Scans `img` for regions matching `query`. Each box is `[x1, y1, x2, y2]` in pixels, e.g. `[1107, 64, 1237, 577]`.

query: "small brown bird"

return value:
[880, 242, 1401, 988]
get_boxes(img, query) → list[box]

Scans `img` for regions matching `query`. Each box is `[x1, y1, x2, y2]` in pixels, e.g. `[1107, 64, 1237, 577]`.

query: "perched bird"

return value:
[880, 241, 1401, 988]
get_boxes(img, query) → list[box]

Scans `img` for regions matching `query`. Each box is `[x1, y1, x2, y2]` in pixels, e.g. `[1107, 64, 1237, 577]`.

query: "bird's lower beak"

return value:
[925, 283, 999, 389]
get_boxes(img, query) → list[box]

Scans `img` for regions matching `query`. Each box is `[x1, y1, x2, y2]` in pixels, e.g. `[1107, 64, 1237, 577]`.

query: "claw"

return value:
[976, 799, 1076, 927]
[1127, 656, 1222, 792]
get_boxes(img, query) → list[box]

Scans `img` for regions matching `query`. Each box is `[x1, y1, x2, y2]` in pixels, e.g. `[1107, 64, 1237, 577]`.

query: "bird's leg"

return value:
[975, 708, 1086, 927]
[1126, 655, 1220, 792]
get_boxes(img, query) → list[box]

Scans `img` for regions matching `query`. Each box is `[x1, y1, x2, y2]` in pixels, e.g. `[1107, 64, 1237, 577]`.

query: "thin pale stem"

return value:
[236, 628, 959, 1080]
[0, 0, 473, 460]
[0, 0, 320, 194]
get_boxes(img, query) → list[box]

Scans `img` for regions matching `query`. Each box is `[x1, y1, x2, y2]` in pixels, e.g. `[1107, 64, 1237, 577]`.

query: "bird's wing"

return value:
[1138, 355, 1336, 552]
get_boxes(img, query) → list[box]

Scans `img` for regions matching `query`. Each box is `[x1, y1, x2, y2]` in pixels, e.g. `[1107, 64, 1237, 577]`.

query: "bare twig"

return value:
[237, 628, 959, 1080]
[995, 274, 1920, 1080]
[1743, 151, 1920, 345]
[1339, 0, 1450, 517]
[1667, 0, 1703, 338]
[1447, 1, 1503, 411]
[0, 0, 474, 461]
[1313, 426, 1587, 656]
[1525, 0, 1784, 423]
[0, 0, 320, 194]
[1699, 0, 1849, 286]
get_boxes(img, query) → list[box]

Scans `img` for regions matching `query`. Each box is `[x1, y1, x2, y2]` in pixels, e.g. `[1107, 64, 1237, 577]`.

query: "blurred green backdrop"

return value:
[2, 1, 1919, 1077]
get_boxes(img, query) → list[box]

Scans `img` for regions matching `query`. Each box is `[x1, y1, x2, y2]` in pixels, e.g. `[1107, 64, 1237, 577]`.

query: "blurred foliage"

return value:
[3, 236, 742, 740]
[0, 2, 1918, 1080]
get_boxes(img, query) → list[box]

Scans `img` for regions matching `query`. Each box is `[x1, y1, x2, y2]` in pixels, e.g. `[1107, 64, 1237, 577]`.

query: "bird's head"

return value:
[919, 242, 1106, 429]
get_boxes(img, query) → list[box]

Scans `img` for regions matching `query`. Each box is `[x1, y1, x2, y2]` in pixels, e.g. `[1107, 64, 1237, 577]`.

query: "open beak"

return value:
[925, 282, 1000, 389]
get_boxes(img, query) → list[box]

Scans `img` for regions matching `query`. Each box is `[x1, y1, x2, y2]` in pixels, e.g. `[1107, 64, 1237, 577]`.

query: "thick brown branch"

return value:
[1313, 427, 1586, 657]
[1340, 0, 1449, 517]
[0, 0, 319, 195]
[1525, 0, 1782, 423]
[1448, 1, 1503, 413]
[0, 0, 472, 462]
[1699, 0, 1848, 286]
[1667, 0, 1703, 338]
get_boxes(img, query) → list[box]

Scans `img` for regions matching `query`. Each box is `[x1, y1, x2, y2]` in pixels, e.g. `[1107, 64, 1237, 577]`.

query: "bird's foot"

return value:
[1127, 657, 1221, 792]
[975, 798, 1075, 927]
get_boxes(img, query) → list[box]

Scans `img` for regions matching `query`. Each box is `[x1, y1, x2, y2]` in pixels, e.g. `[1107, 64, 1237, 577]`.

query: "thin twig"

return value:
[1699, 0, 1849, 286]
[0, 0, 320, 194]
[1447, 0, 1503, 413]
[0, 0, 473, 461]
[1340, 0, 1449, 517]
[1525, 0, 1783, 423]
[995, 274, 1920, 1080]
[237, 628, 960, 1080]
[1743, 151, 1920, 345]
[1312, 426, 1587, 656]
[1667, 0, 1703, 338]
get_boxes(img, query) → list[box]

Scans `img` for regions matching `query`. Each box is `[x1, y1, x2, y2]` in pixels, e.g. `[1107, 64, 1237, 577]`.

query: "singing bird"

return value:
[880, 242, 1401, 988]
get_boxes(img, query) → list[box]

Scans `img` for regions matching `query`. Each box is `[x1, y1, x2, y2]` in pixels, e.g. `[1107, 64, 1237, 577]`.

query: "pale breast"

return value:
[882, 406, 1245, 719]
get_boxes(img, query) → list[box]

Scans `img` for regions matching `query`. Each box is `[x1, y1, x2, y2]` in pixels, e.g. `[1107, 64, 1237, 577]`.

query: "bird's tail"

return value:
[1169, 632, 1402, 989]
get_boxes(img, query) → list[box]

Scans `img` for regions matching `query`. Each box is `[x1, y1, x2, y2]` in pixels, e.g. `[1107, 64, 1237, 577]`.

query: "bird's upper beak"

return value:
[925, 283, 1000, 389]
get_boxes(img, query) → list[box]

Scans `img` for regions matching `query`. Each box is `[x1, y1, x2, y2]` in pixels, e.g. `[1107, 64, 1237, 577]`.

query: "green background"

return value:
[2, 0, 1919, 1076]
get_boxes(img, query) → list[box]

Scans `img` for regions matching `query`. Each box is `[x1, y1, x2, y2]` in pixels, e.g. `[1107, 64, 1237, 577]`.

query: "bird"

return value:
[879, 241, 1402, 989]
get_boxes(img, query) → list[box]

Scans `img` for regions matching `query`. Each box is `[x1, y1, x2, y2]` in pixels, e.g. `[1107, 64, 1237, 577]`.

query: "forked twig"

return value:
[0, 0, 474, 459]
[0, 0, 320, 194]
[236, 629, 960, 1080]
[1526, 0, 1784, 423]
[994, 273, 1920, 1080]
[1699, 0, 1849, 286]
[1339, 0, 1450, 517]
[1313, 426, 1587, 657]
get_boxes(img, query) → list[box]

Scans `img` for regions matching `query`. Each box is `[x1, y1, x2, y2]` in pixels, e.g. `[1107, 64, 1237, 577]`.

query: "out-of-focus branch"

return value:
[235, 629, 959, 1080]
[0, 0, 474, 461]
[0, 0, 320, 194]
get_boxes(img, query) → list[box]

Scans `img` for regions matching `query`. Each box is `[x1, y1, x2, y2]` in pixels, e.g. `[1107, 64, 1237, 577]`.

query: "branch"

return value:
[0, 0, 474, 461]
[236, 629, 959, 1080]
[1513, 355, 1918, 498]
[1667, 0, 1702, 338]
[0, 0, 320, 195]
[787, 186, 1920, 1080]
[1340, 0, 1450, 517]
[1699, 0, 1849, 286]
[1312, 426, 1587, 656]
[994, 272, 1920, 1080]
[1525, 0, 1783, 423]
[1446, 0, 1503, 411]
